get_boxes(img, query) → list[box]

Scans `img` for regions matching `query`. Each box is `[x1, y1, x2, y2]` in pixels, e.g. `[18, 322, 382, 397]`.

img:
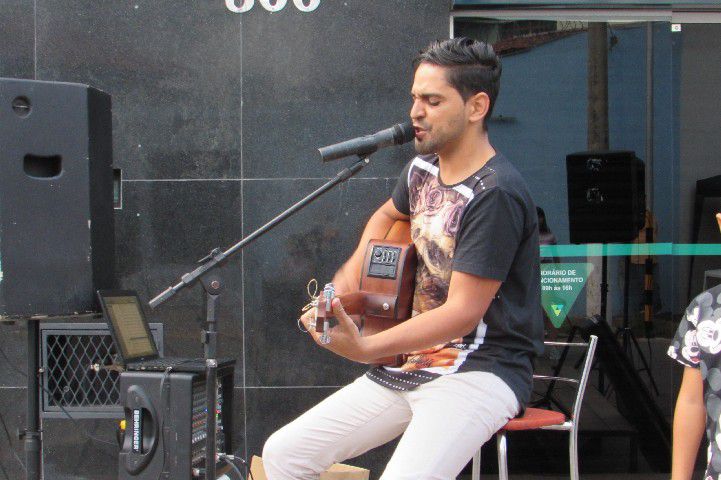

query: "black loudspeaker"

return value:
[566, 150, 645, 244]
[0, 78, 115, 316]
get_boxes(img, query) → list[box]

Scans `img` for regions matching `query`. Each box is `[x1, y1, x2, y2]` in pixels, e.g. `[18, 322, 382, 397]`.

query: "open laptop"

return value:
[97, 289, 233, 373]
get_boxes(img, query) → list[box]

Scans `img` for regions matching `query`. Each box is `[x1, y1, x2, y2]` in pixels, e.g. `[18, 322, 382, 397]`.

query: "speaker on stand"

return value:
[566, 150, 659, 395]
[567, 150, 645, 245]
[0, 78, 115, 317]
[0, 77, 116, 480]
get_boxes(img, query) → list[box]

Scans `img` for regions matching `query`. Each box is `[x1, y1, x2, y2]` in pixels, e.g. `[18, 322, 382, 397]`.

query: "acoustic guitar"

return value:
[315, 221, 416, 366]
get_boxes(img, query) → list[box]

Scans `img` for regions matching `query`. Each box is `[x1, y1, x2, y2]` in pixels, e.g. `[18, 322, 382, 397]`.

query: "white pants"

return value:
[262, 371, 520, 480]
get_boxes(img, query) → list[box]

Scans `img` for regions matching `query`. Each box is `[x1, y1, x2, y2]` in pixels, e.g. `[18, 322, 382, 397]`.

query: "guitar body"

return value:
[316, 220, 416, 366]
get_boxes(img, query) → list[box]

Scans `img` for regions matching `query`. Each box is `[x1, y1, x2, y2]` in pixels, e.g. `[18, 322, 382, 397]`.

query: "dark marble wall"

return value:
[0, 1, 451, 478]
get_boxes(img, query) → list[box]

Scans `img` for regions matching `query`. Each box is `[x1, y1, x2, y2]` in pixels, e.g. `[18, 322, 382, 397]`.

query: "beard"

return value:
[414, 137, 438, 155]
[413, 114, 466, 155]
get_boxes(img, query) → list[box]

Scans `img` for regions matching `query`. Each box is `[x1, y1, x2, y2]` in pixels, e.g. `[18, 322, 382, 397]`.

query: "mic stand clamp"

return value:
[150, 155, 372, 480]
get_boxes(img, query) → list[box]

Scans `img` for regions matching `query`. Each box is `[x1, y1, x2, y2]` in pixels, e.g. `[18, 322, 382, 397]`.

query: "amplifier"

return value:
[118, 365, 234, 480]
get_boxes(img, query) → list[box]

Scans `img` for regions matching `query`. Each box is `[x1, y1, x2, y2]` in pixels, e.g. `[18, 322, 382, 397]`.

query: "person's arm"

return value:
[672, 366, 706, 480]
[303, 187, 519, 362]
[307, 270, 498, 363]
[330, 198, 408, 295]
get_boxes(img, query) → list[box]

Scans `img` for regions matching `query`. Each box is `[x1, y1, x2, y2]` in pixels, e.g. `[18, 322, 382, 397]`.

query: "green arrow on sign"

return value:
[540, 263, 594, 328]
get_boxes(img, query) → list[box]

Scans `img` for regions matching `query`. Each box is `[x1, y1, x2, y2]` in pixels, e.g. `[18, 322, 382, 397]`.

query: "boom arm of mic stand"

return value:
[148, 157, 369, 310]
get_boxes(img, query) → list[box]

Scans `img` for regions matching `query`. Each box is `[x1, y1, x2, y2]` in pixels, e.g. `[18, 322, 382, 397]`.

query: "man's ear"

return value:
[716, 212, 721, 235]
[467, 92, 490, 125]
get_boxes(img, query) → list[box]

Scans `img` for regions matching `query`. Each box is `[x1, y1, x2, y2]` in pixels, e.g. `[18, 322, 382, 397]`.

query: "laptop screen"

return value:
[100, 292, 157, 361]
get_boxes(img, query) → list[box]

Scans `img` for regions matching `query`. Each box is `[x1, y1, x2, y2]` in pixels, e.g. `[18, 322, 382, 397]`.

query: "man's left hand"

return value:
[299, 298, 371, 363]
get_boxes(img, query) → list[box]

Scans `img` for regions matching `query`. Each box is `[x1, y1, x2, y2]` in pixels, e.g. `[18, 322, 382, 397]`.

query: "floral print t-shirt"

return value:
[365, 154, 544, 407]
[668, 284, 721, 479]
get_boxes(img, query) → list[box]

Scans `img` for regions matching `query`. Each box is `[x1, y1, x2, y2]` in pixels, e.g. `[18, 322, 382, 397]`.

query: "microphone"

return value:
[318, 121, 415, 162]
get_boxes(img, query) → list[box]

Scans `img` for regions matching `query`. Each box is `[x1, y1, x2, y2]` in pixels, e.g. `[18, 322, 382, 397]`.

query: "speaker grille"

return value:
[40, 322, 163, 418]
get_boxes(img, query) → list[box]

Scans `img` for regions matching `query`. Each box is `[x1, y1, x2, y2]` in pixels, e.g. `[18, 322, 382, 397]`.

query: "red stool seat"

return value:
[502, 408, 566, 431]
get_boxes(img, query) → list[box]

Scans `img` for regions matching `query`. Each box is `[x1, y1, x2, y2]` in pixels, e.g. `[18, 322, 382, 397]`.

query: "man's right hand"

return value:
[298, 288, 362, 341]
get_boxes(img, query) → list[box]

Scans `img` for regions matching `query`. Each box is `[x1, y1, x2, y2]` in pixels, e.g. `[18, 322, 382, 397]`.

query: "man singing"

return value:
[263, 37, 544, 479]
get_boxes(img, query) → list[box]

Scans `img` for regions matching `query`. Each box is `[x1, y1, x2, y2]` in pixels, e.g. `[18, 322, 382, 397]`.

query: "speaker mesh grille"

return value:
[40, 323, 163, 418]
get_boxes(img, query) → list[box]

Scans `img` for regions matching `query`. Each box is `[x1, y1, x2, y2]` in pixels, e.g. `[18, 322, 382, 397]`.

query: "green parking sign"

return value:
[540, 263, 594, 327]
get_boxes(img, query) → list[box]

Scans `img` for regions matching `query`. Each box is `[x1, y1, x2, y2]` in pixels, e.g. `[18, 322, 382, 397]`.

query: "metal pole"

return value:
[24, 320, 42, 480]
[586, 22, 610, 320]
[588, 23, 609, 152]
[645, 22, 654, 211]
[204, 285, 220, 480]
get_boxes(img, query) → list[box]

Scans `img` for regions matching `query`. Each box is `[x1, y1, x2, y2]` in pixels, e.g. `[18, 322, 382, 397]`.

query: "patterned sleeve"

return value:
[668, 295, 706, 368]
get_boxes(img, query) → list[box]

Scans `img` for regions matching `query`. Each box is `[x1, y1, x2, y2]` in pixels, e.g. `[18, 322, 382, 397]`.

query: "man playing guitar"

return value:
[263, 37, 544, 479]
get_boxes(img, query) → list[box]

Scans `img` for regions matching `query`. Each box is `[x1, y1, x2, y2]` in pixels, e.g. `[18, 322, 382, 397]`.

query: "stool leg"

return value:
[472, 447, 481, 480]
[630, 433, 638, 473]
[569, 426, 579, 480]
[497, 432, 508, 480]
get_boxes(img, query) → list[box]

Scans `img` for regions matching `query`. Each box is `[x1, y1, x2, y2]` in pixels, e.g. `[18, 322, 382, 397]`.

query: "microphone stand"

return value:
[149, 155, 372, 480]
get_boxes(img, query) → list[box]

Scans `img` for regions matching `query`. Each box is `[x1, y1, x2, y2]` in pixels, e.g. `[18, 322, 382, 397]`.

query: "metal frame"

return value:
[450, 7, 721, 37]
[40, 322, 164, 419]
[471, 335, 598, 480]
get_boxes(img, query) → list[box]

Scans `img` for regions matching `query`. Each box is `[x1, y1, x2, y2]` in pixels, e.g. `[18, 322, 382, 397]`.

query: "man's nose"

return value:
[410, 101, 424, 120]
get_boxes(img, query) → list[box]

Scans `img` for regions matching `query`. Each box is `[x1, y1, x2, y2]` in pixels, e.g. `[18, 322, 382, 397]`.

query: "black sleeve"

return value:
[391, 161, 412, 215]
[452, 188, 524, 281]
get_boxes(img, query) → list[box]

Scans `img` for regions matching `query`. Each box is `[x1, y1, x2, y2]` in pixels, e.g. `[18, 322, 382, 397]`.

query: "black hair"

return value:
[536, 206, 550, 234]
[414, 37, 502, 125]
